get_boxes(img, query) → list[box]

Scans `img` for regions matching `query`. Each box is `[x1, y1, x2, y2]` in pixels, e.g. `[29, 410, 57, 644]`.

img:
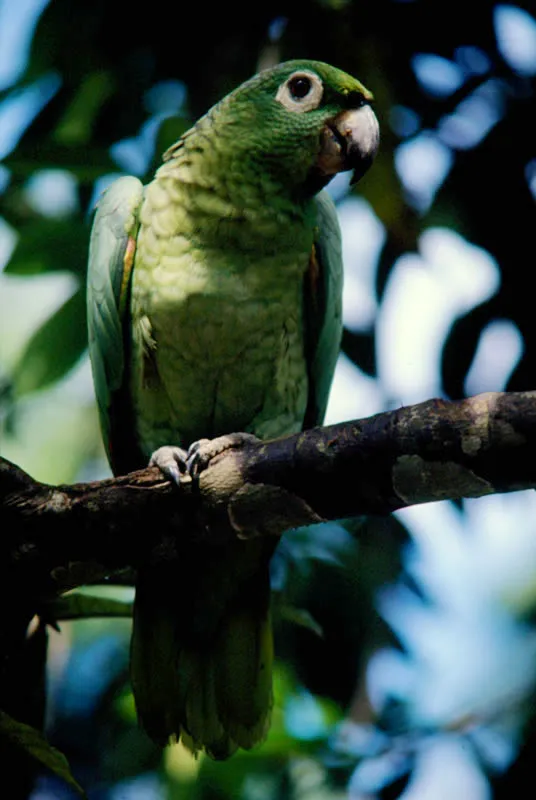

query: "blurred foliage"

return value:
[0, 710, 86, 798]
[1, 0, 535, 797]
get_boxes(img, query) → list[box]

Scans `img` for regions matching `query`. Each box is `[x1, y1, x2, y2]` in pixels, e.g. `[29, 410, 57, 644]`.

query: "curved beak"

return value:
[317, 104, 380, 185]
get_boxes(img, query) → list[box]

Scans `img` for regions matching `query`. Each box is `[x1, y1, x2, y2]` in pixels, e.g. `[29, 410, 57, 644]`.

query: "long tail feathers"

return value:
[130, 566, 273, 759]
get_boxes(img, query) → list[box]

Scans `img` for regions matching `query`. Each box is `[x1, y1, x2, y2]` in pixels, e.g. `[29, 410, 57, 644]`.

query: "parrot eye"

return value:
[275, 71, 324, 113]
[289, 76, 312, 98]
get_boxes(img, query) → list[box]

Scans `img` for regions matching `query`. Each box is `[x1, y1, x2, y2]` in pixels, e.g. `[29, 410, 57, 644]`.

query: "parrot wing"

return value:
[87, 175, 144, 473]
[303, 190, 344, 429]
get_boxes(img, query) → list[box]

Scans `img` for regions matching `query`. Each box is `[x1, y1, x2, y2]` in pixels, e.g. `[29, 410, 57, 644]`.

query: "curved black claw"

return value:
[149, 445, 188, 486]
[185, 439, 211, 478]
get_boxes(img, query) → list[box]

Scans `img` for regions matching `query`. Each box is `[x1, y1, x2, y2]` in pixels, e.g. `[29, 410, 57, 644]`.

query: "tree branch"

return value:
[236, 389, 536, 517]
[2, 390, 536, 595]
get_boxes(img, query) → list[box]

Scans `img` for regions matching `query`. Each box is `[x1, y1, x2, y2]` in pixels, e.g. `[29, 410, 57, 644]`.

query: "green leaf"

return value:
[278, 604, 324, 638]
[12, 288, 87, 396]
[54, 71, 117, 146]
[4, 143, 117, 182]
[5, 218, 88, 276]
[50, 592, 133, 621]
[0, 710, 86, 797]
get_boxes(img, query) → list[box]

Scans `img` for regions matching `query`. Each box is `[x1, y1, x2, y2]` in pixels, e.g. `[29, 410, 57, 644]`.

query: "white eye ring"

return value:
[275, 71, 324, 113]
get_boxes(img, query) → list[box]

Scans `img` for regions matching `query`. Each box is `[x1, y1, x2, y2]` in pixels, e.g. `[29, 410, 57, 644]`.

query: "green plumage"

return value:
[87, 60, 378, 757]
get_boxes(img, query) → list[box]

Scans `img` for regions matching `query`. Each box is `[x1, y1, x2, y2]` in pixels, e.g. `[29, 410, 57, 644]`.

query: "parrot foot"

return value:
[186, 433, 260, 479]
[149, 445, 188, 486]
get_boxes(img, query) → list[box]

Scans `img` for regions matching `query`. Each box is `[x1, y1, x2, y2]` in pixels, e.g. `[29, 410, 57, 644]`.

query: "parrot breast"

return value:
[129, 173, 314, 454]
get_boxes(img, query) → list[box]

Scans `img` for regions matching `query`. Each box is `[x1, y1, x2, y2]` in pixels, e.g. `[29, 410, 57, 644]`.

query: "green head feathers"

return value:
[165, 60, 379, 198]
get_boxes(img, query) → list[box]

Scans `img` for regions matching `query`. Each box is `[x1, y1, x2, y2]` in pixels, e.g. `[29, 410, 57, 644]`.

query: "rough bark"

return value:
[2, 390, 535, 597]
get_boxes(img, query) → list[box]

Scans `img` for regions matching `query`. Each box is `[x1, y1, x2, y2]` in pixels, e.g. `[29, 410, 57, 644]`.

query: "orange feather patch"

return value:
[119, 235, 137, 316]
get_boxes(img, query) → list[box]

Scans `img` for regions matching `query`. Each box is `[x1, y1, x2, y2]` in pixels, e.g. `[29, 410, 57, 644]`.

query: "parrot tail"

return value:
[130, 552, 274, 759]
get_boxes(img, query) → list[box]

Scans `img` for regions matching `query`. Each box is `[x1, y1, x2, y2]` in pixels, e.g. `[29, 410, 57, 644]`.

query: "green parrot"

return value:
[87, 59, 379, 759]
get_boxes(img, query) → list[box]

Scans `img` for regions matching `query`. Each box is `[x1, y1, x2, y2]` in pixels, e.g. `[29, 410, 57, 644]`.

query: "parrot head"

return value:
[165, 60, 379, 197]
